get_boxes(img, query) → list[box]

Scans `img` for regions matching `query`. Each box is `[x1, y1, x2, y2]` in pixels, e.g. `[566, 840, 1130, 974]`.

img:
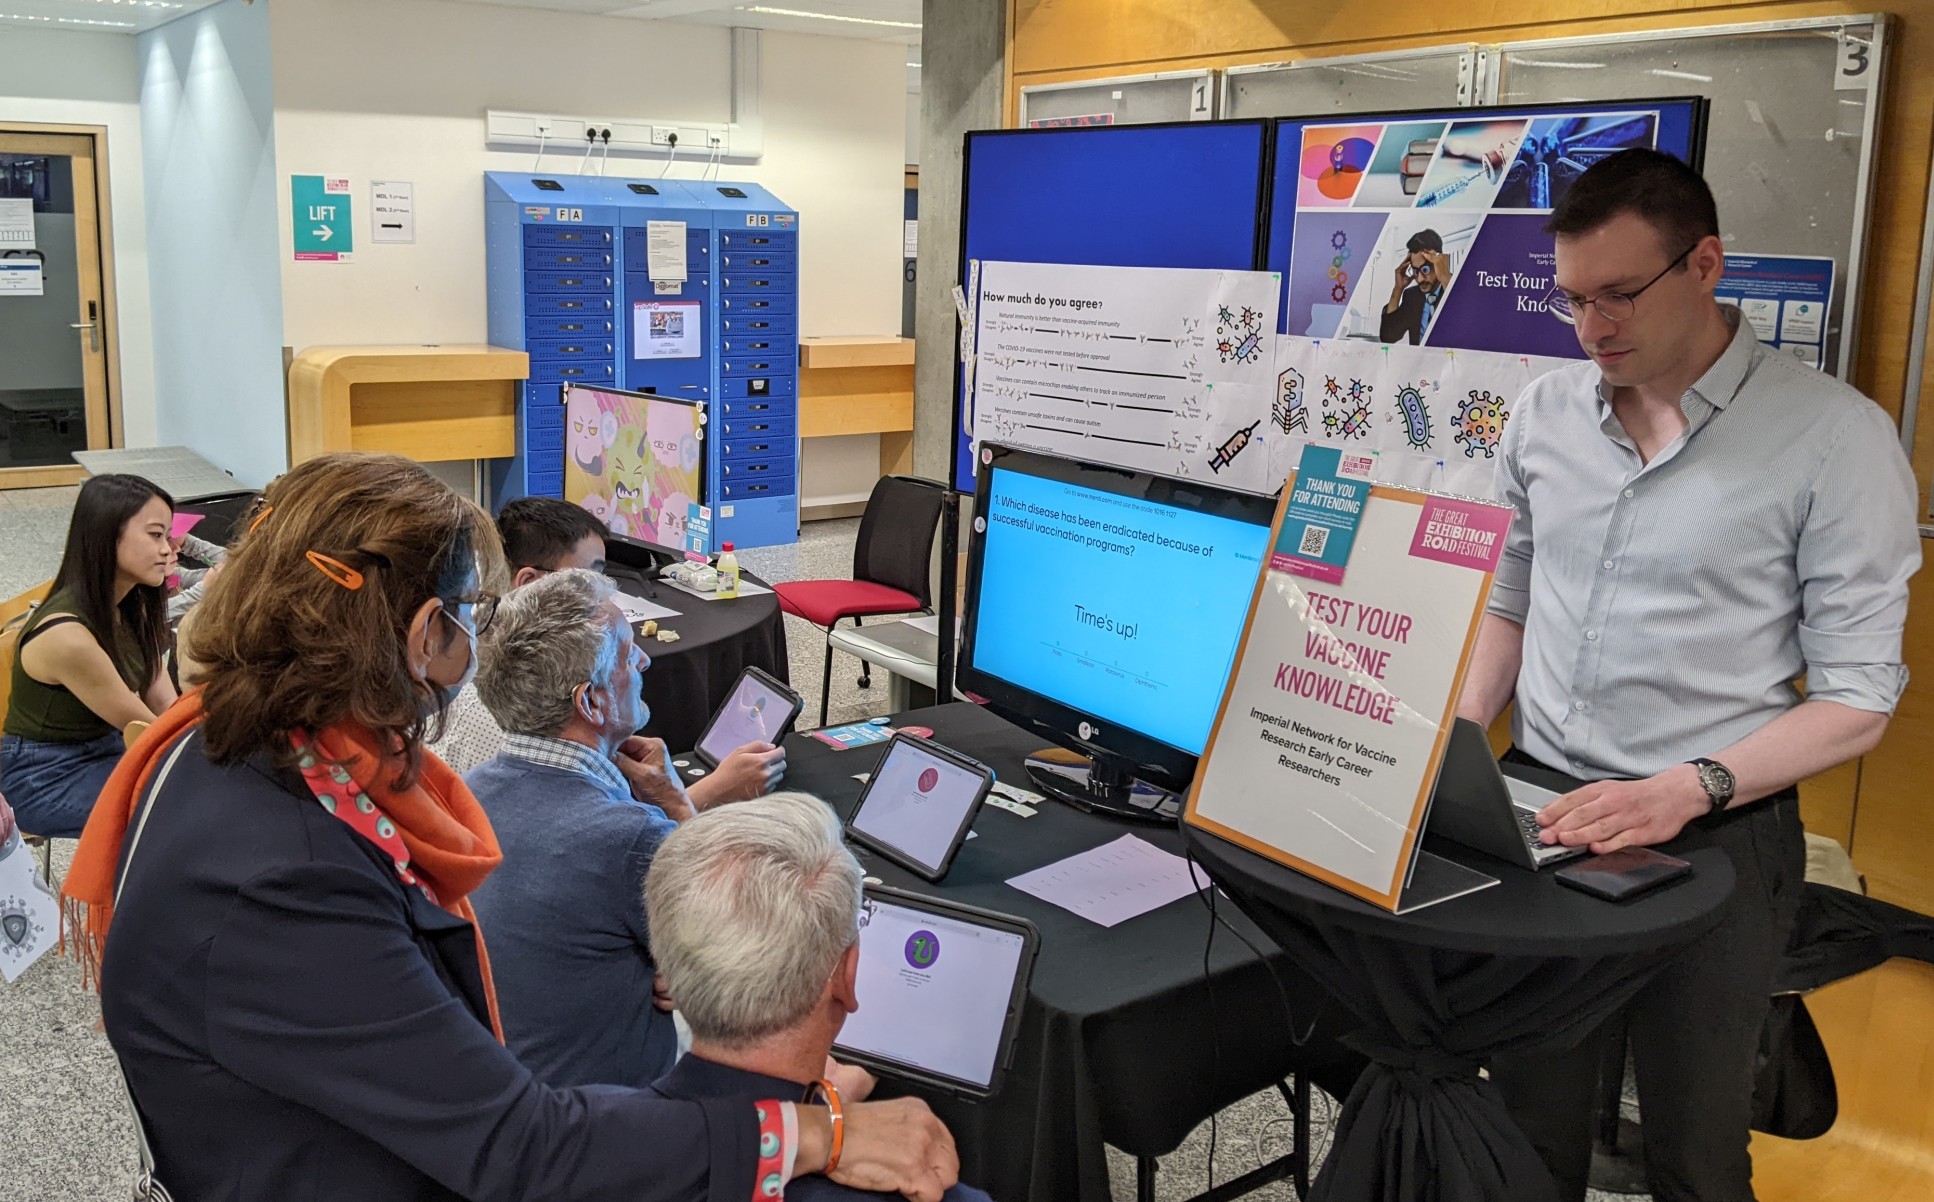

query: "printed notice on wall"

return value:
[1186, 480, 1511, 911]
[372, 181, 415, 244]
[647, 220, 688, 283]
[0, 199, 35, 250]
[972, 260, 1282, 493]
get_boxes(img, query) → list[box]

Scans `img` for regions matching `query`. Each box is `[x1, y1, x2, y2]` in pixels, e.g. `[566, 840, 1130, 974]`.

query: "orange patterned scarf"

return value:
[64, 692, 507, 1040]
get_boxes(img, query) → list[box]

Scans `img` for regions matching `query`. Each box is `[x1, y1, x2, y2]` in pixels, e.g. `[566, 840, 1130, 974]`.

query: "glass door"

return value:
[0, 130, 113, 486]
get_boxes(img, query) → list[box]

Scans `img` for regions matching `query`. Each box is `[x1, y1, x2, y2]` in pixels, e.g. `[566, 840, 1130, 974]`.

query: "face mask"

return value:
[423, 605, 479, 710]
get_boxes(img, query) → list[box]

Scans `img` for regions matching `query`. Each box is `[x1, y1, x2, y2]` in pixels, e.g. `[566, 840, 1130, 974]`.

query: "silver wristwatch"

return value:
[1687, 758, 1736, 815]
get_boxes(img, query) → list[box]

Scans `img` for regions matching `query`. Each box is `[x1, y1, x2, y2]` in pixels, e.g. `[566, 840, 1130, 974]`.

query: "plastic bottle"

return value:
[716, 542, 741, 599]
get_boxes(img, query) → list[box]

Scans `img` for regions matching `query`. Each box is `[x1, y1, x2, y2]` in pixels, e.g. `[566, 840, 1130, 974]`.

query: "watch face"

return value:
[1701, 761, 1735, 798]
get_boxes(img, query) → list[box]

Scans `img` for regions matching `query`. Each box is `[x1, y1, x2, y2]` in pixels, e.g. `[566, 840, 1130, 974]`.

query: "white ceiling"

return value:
[0, 0, 222, 33]
[446, 0, 919, 44]
[0, 0, 922, 47]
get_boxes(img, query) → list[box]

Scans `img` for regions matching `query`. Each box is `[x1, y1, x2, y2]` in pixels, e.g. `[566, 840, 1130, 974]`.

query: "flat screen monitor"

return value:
[958, 445, 1276, 801]
[563, 383, 705, 548]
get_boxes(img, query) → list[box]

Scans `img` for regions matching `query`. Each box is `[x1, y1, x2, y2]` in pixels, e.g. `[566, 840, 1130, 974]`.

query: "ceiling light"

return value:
[738, 6, 921, 29]
[0, 12, 139, 25]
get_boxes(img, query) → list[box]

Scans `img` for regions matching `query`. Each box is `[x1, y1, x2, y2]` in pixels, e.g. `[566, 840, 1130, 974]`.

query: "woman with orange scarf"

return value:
[64, 453, 957, 1202]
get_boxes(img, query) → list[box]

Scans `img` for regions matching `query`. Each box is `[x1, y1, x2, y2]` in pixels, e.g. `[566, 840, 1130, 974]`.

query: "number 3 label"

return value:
[1836, 31, 1873, 91]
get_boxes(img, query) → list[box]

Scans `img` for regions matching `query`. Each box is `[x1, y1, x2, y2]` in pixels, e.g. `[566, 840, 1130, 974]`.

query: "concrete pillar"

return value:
[912, 0, 1005, 485]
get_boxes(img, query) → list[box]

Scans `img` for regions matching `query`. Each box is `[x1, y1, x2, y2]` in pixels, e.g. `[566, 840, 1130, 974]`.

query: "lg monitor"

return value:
[958, 445, 1276, 819]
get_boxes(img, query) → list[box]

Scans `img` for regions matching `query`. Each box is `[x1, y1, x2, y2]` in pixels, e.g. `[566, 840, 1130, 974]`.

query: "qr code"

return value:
[1298, 525, 1329, 557]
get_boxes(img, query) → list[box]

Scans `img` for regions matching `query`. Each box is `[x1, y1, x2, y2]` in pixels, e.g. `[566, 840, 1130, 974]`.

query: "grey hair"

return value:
[645, 791, 864, 1047]
[475, 568, 623, 737]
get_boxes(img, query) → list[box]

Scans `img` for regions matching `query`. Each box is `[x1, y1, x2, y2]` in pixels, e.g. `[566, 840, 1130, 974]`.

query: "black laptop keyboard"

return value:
[1516, 808, 1548, 849]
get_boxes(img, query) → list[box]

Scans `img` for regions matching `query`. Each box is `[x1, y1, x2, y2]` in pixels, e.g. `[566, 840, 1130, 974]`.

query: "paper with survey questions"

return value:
[1006, 834, 1209, 927]
[0, 830, 60, 983]
[973, 261, 1281, 493]
[613, 592, 680, 624]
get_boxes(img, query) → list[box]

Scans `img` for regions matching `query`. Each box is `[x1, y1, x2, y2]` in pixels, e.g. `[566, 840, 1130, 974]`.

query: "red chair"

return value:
[776, 475, 946, 726]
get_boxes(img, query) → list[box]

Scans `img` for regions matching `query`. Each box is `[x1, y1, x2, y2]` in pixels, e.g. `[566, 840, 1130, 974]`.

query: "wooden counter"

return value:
[287, 345, 530, 464]
[798, 335, 915, 475]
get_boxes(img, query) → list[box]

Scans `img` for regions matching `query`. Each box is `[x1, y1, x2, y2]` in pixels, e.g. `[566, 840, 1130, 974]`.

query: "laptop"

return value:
[832, 886, 1039, 1098]
[844, 734, 995, 883]
[1428, 718, 1586, 870]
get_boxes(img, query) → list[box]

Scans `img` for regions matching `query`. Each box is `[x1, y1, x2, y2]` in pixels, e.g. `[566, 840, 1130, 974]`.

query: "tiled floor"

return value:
[0, 490, 1640, 1201]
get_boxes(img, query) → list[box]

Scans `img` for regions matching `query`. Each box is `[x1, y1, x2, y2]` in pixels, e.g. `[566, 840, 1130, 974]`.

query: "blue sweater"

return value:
[466, 752, 679, 1089]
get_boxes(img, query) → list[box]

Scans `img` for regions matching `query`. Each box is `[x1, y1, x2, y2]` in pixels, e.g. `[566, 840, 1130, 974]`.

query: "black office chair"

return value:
[775, 475, 946, 726]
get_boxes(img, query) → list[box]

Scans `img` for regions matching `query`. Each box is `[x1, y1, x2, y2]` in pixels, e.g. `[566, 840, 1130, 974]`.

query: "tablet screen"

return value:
[848, 740, 985, 875]
[698, 672, 793, 764]
[835, 898, 1028, 1091]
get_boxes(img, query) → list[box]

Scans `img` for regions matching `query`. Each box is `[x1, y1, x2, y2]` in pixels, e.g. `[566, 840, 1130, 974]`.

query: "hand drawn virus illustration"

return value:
[1274, 368, 1308, 435]
[1394, 384, 1432, 450]
[1216, 304, 1267, 366]
[1322, 375, 1343, 403]
[1453, 389, 1511, 458]
[1324, 404, 1372, 442]
[1347, 377, 1373, 406]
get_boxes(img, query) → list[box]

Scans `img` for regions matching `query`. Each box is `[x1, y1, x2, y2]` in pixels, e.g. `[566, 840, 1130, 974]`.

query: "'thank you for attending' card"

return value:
[1185, 447, 1514, 914]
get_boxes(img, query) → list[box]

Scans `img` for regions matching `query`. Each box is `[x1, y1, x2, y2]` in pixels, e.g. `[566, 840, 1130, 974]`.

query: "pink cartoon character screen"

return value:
[562, 383, 705, 548]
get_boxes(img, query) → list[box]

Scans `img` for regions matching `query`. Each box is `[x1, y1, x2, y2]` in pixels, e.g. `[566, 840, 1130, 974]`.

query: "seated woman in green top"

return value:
[2, 475, 179, 838]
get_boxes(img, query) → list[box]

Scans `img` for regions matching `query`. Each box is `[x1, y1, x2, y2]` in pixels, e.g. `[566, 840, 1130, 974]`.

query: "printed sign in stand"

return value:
[1185, 446, 1514, 913]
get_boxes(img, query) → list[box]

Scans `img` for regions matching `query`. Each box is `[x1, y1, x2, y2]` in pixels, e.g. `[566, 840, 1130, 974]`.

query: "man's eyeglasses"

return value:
[1546, 243, 1697, 326]
[444, 593, 500, 639]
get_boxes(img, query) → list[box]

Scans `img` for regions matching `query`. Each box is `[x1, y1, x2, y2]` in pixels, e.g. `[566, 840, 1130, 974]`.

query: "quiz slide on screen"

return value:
[840, 904, 1025, 1089]
[973, 470, 1269, 755]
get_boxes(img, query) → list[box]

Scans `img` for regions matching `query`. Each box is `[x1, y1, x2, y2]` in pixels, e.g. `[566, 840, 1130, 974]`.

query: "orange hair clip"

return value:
[248, 504, 274, 534]
[305, 551, 365, 591]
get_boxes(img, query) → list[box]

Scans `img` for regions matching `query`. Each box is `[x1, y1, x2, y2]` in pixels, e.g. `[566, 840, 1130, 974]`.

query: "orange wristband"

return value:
[816, 1077, 845, 1174]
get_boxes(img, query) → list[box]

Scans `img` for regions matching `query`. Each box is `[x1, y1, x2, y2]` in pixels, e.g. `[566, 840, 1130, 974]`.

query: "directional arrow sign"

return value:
[292, 175, 353, 262]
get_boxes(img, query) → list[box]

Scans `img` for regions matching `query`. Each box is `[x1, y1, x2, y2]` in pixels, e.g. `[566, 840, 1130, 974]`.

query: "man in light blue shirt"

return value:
[1457, 150, 1919, 1202]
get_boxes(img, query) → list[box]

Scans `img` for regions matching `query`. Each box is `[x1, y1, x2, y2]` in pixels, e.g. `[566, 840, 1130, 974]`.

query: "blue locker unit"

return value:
[486, 174, 621, 503]
[485, 171, 799, 551]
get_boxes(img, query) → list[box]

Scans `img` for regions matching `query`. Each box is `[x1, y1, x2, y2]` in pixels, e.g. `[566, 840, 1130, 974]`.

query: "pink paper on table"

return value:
[169, 512, 205, 541]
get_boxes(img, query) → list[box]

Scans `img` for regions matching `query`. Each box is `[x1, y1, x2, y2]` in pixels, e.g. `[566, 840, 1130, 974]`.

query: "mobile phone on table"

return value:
[1554, 847, 1692, 902]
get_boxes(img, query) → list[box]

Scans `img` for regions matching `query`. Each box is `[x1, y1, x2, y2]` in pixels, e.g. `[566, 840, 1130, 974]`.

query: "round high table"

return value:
[609, 568, 790, 754]
[1183, 818, 1733, 1202]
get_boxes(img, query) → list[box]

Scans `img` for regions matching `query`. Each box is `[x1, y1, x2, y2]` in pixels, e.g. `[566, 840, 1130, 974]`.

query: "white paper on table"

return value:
[660, 577, 773, 602]
[0, 830, 61, 983]
[1005, 834, 1209, 928]
[614, 592, 681, 624]
[0, 199, 34, 250]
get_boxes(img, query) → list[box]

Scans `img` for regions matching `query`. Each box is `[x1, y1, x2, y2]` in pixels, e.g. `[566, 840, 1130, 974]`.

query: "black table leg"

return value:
[1136, 1077, 1312, 1202]
[1588, 1013, 1648, 1195]
[1282, 1074, 1311, 1198]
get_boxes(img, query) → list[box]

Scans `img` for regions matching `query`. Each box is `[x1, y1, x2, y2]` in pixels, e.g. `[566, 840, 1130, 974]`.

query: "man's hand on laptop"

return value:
[1535, 766, 1707, 854]
[615, 736, 697, 823]
[690, 742, 787, 809]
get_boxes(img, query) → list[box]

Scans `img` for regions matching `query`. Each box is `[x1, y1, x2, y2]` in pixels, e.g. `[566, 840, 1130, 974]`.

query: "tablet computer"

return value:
[694, 667, 804, 769]
[833, 885, 1039, 1099]
[844, 734, 994, 883]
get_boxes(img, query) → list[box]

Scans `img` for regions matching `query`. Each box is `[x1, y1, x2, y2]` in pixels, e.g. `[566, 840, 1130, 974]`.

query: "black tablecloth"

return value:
[782, 702, 1365, 1202]
[612, 568, 789, 754]
[1184, 761, 1735, 1202]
